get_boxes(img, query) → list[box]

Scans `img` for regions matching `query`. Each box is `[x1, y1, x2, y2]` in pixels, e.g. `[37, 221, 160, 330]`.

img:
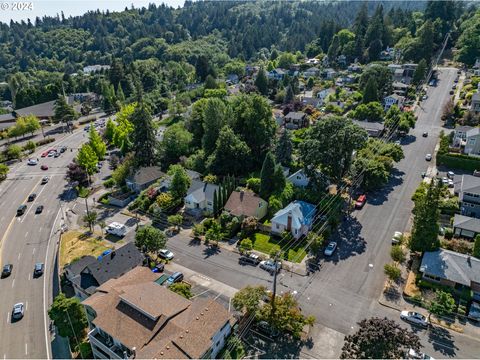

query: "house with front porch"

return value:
[271, 200, 315, 239]
[184, 180, 219, 214]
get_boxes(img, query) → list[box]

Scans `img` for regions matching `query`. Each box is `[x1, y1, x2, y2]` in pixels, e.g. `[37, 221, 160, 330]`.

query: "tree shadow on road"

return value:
[244, 331, 304, 359]
[326, 215, 366, 263]
[367, 168, 405, 206]
[203, 244, 221, 258]
[401, 134, 417, 146]
[426, 325, 458, 357]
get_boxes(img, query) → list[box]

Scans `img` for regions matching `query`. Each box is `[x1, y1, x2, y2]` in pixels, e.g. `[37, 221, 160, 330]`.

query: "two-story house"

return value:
[464, 127, 480, 156]
[267, 68, 286, 80]
[283, 111, 308, 129]
[471, 92, 480, 114]
[82, 267, 234, 359]
[303, 67, 320, 78]
[383, 94, 405, 111]
[454, 174, 480, 218]
[184, 180, 219, 215]
[453, 125, 474, 147]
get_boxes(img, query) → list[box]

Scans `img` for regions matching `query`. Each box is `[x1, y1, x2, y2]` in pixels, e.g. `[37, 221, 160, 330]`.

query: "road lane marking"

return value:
[43, 208, 62, 360]
[6, 312, 9, 323]
[25, 343, 27, 355]
[25, 232, 29, 238]
[28, 273, 30, 280]
[18, 252, 21, 260]
[26, 301, 28, 311]
[21, 178, 48, 223]
[33, 248, 35, 255]
[11, 278, 14, 288]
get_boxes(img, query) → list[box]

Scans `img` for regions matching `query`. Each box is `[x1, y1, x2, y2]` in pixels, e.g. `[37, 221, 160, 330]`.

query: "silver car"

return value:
[324, 242, 337, 256]
[400, 311, 428, 327]
[12, 303, 24, 320]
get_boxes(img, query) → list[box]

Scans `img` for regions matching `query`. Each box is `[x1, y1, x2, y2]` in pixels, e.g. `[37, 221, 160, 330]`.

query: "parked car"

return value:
[467, 301, 480, 321]
[47, 151, 55, 157]
[255, 320, 280, 338]
[422, 131, 428, 137]
[59, 146, 67, 153]
[324, 242, 337, 256]
[33, 263, 44, 277]
[159, 249, 174, 260]
[41, 152, 48, 157]
[35, 205, 44, 214]
[152, 263, 165, 273]
[392, 231, 403, 244]
[41, 176, 49, 185]
[422, 95, 428, 100]
[28, 193, 37, 202]
[447, 171, 455, 179]
[448, 179, 454, 188]
[239, 253, 260, 266]
[12, 303, 24, 320]
[40, 165, 48, 170]
[1, 264, 13, 278]
[425, 154, 432, 161]
[407, 348, 435, 360]
[449, 90, 454, 95]
[259, 259, 282, 274]
[355, 194, 367, 209]
[400, 311, 428, 327]
[54, 151, 60, 158]
[166, 272, 183, 286]
[27, 158, 38, 165]
[16, 204, 27, 216]
[442, 177, 449, 185]
[421, 172, 427, 179]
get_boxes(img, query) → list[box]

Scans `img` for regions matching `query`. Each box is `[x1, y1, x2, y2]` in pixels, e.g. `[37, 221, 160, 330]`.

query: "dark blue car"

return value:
[166, 272, 183, 286]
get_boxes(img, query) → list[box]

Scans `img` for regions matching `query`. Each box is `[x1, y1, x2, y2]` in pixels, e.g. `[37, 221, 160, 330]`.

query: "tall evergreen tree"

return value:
[116, 83, 125, 102]
[412, 59, 428, 85]
[255, 67, 268, 96]
[284, 85, 294, 104]
[259, 152, 277, 198]
[88, 125, 106, 160]
[213, 189, 219, 217]
[53, 95, 76, 126]
[362, 77, 378, 103]
[202, 98, 227, 155]
[222, 181, 229, 206]
[218, 184, 224, 207]
[276, 130, 293, 166]
[131, 102, 157, 167]
[410, 181, 441, 252]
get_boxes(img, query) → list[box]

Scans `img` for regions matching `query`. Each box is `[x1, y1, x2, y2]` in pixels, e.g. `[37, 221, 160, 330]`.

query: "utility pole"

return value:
[270, 252, 280, 318]
[85, 197, 92, 232]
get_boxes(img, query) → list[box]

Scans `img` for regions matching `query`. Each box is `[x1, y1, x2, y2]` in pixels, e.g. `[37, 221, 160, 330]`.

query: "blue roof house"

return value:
[271, 200, 316, 239]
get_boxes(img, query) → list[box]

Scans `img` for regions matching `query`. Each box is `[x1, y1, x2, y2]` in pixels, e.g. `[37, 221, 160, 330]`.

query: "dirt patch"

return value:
[404, 271, 421, 298]
[60, 230, 112, 269]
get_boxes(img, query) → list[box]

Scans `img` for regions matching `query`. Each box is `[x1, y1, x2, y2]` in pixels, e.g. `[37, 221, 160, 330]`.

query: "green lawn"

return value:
[251, 232, 307, 263]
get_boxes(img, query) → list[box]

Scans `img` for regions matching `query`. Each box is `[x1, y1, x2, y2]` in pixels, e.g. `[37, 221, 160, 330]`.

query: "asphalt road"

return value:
[0, 130, 87, 359]
[165, 67, 480, 358]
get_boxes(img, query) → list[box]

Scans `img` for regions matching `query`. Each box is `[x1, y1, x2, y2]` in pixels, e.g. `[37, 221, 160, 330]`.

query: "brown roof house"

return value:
[224, 190, 268, 219]
[82, 267, 234, 359]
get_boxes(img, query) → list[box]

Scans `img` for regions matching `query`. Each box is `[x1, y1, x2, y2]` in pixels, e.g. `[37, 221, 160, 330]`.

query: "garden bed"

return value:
[251, 232, 307, 263]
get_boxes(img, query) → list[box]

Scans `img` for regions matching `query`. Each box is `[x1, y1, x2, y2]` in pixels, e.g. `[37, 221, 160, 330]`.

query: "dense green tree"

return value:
[169, 283, 193, 299]
[284, 85, 294, 104]
[207, 126, 251, 176]
[135, 225, 167, 254]
[202, 98, 228, 155]
[185, 98, 208, 149]
[77, 143, 98, 175]
[111, 154, 134, 186]
[362, 77, 379, 104]
[167, 214, 183, 231]
[255, 67, 268, 96]
[104, 118, 115, 143]
[276, 129, 293, 166]
[359, 65, 392, 98]
[230, 94, 276, 164]
[213, 189, 219, 216]
[474, 235, 480, 259]
[412, 59, 428, 85]
[159, 123, 192, 166]
[232, 285, 267, 315]
[131, 102, 157, 167]
[353, 102, 383, 121]
[384, 263, 401, 282]
[456, 10, 480, 65]
[205, 220, 222, 245]
[113, 103, 136, 153]
[53, 95, 76, 126]
[428, 290, 456, 322]
[66, 161, 88, 186]
[391, 245, 406, 263]
[299, 116, 368, 181]
[340, 317, 421, 359]
[0, 164, 9, 181]
[204, 74, 217, 90]
[82, 210, 98, 232]
[168, 164, 191, 200]
[410, 181, 441, 252]
[259, 152, 276, 199]
[48, 293, 87, 340]
[88, 125, 106, 160]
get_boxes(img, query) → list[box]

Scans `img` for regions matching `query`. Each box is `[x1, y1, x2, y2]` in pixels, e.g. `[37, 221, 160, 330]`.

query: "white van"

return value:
[105, 222, 127, 237]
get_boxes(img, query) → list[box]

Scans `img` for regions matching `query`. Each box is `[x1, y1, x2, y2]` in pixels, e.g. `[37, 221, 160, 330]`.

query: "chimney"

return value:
[111, 251, 116, 259]
[287, 210, 292, 231]
[240, 190, 244, 202]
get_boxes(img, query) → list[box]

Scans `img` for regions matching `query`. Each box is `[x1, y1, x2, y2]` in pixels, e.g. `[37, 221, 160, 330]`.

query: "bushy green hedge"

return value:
[437, 153, 480, 171]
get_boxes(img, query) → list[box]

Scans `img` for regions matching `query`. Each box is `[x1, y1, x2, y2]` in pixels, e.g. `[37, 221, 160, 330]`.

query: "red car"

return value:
[40, 165, 48, 171]
[41, 152, 48, 157]
[355, 195, 366, 209]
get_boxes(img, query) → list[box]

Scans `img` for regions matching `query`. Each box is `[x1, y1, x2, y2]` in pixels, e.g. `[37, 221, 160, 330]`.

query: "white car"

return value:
[447, 171, 455, 179]
[159, 249, 174, 260]
[324, 241, 337, 256]
[400, 311, 428, 327]
[27, 158, 38, 165]
[408, 348, 435, 360]
[47, 151, 55, 157]
[422, 95, 428, 100]
[442, 177, 449, 185]
[260, 260, 282, 274]
[12, 303, 24, 320]
[448, 179, 454, 188]
[425, 154, 432, 161]
[392, 231, 403, 244]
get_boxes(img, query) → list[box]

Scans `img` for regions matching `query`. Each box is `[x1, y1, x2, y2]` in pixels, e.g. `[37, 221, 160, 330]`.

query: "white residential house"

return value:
[316, 88, 334, 104]
[471, 92, 480, 114]
[286, 169, 310, 187]
[184, 181, 219, 213]
[271, 201, 316, 239]
[453, 126, 474, 147]
[464, 127, 480, 157]
[384, 94, 405, 111]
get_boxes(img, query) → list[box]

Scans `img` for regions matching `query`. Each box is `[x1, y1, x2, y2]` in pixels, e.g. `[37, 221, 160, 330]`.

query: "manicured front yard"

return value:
[251, 232, 307, 263]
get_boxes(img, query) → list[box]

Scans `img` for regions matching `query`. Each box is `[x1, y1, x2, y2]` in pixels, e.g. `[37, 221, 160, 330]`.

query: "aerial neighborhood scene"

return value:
[1, 0, 480, 359]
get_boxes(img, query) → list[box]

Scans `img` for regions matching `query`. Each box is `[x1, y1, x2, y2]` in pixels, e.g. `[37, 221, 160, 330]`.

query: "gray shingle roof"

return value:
[454, 174, 480, 196]
[472, 92, 480, 102]
[186, 180, 219, 203]
[453, 214, 480, 233]
[128, 166, 165, 186]
[420, 249, 480, 287]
